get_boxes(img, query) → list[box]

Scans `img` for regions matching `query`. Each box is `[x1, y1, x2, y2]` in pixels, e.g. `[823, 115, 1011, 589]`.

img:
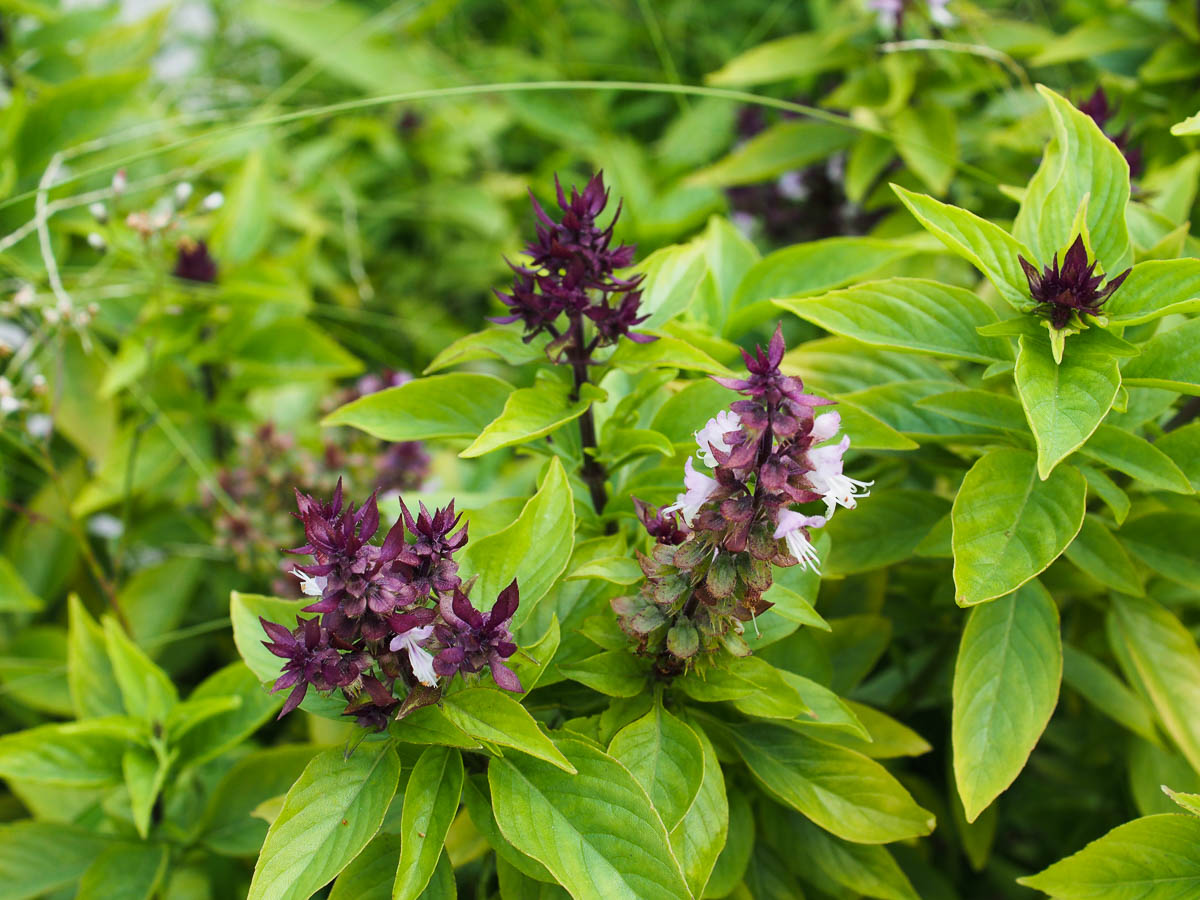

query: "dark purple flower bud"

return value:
[433, 580, 523, 692]
[342, 675, 400, 731]
[260, 616, 346, 718]
[1018, 235, 1131, 329]
[632, 497, 690, 545]
[173, 239, 218, 283]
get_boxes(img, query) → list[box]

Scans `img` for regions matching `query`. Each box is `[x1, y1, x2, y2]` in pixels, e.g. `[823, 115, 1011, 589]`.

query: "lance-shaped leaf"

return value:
[951, 449, 1086, 606]
[489, 737, 692, 900]
[322, 373, 514, 441]
[1014, 334, 1121, 478]
[0, 717, 143, 787]
[1014, 85, 1132, 275]
[1122, 317, 1200, 396]
[953, 581, 1062, 822]
[1104, 259, 1200, 324]
[777, 278, 1007, 363]
[792, 813, 920, 900]
[1018, 814, 1200, 898]
[461, 380, 606, 458]
[1079, 424, 1193, 494]
[247, 742, 401, 900]
[1064, 514, 1144, 596]
[669, 717, 728, 897]
[440, 687, 574, 773]
[892, 184, 1034, 310]
[608, 703, 704, 831]
[393, 747, 464, 900]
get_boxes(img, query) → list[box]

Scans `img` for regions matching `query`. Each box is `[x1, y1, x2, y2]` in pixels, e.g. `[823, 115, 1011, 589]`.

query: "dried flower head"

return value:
[1019, 235, 1130, 329]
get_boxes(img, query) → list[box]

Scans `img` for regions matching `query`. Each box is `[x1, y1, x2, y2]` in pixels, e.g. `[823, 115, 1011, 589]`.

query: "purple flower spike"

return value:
[1018, 235, 1131, 329]
[434, 579, 524, 693]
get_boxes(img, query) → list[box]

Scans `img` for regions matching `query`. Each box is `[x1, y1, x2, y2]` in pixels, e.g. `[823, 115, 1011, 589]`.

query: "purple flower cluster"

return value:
[616, 325, 870, 671]
[1019, 235, 1131, 330]
[1078, 88, 1143, 179]
[493, 172, 653, 361]
[261, 481, 522, 730]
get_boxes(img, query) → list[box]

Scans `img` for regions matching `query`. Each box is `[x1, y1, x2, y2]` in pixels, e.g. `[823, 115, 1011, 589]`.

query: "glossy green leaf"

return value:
[67, 595, 124, 719]
[423, 326, 550, 374]
[0, 557, 42, 612]
[489, 737, 692, 900]
[823, 490, 950, 577]
[952, 449, 1085, 606]
[953, 580, 1062, 821]
[558, 650, 652, 698]
[462, 775, 557, 884]
[816, 702, 932, 760]
[1157, 424, 1200, 492]
[1062, 645, 1157, 743]
[441, 688, 575, 773]
[461, 380, 604, 457]
[1109, 594, 1200, 775]
[793, 814, 920, 900]
[608, 334, 732, 376]
[103, 617, 177, 724]
[173, 661, 282, 768]
[778, 278, 1005, 363]
[0, 717, 142, 787]
[714, 718, 935, 843]
[915, 389, 1026, 432]
[322, 373, 514, 441]
[1015, 334, 1122, 478]
[608, 703, 704, 830]
[669, 718, 728, 898]
[394, 747, 464, 900]
[892, 184, 1034, 310]
[248, 741, 401, 900]
[76, 843, 168, 900]
[460, 457, 574, 626]
[328, 833, 402, 900]
[1122, 318, 1200, 395]
[1119, 514, 1200, 588]
[1079, 424, 1193, 494]
[1163, 787, 1200, 817]
[1104, 259, 1200, 324]
[1018, 814, 1200, 898]
[1014, 85, 1132, 275]
[1064, 514, 1145, 595]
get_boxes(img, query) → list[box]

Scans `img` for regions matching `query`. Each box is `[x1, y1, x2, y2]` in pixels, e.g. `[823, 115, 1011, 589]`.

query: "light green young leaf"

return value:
[893, 104, 957, 196]
[489, 737, 692, 900]
[1014, 334, 1121, 478]
[322, 373, 514, 441]
[441, 687, 575, 773]
[0, 556, 42, 612]
[123, 745, 169, 840]
[778, 278, 1007, 363]
[1163, 787, 1200, 817]
[713, 717, 935, 843]
[688, 121, 853, 188]
[67, 595, 124, 719]
[1078, 463, 1131, 524]
[792, 814, 920, 900]
[1014, 85, 1132, 275]
[103, 617, 177, 724]
[891, 184, 1034, 310]
[1172, 110, 1200, 135]
[1108, 594, 1200, 775]
[1064, 514, 1145, 595]
[1122, 318, 1200, 395]
[608, 335, 732, 377]
[248, 742, 401, 900]
[815, 702, 932, 760]
[172, 662, 282, 769]
[424, 325, 550, 374]
[608, 703, 703, 830]
[461, 380, 604, 457]
[1079, 424, 1193, 495]
[953, 581, 1062, 822]
[0, 717, 143, 787]
[394, 747, 464, 900]
[459, 457, 574, 626]
[210, 148, 271, 264]
[1018, 814, 1200, 898]
[951, 449, 1086, 606]
[1104, 259, 1200, 324]
[705, 30, 859, 86]
[1062, 645, 1158, 744]
[634, 241, 706, 330]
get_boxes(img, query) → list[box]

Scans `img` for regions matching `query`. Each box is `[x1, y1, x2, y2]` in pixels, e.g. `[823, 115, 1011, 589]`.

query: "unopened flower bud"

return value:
[89, 202, 109, 223]
[112, 170, 127, 194]
[174, 182, 194, 204]
[201, 191, 224, 211]
[87, 232, 106, 251]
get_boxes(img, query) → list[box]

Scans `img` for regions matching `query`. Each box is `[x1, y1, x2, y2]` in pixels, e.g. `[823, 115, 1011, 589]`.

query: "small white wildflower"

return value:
[695, 409, 741, 467]
[87, 232, 106, 251]
[14, 284, 35, 307]
[292, 569, 328, 597]
[0, 321, 27, 353]
[390, 625, 439, 687]
[26, 413, 53, 439]
[112, 170, 127, 194]
[43, 307, 60, 326]
[927, 0, 956, 26]
[0, 395, 20, 416]
[774, 509, 827, 574]
[89, 202, 109, 223]
[663, 457, 720, 526]
[87, 514, 124, 539]
[174, 182, 194, 204]
[201, 191, 224, 211]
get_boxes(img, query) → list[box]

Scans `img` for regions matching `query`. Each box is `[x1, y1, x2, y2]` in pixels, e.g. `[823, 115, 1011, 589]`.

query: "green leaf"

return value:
[560, 650, 652, 698]
[815, 702, 932, 760]
[777, 278, 1006, 363]
[328, 833, 402, 900]
[893, 104, 957, 196]
[566, 556, 644, 586]
[713, 717, 935, 843]
[1079, 425, 1193, 494]
[123, 745, 168, 839]
[914, 389, 1026, 432]
[76, 843, 168, 900]
[688, 121, 853, 188]
[1163, 787, 1200, 817]
[322, 373, 514, 441]
[793, 814, 920, 900]
[952, 580, 1062, 822]
[1018, 814, 1200, 898]
[1062, 645, 1157, 743]
[211, 147, 272, 264]
[462, 775, 557, 884]
[0, 822, 117, 900]
[634, 241, 706, 330]
[248, 741, 401, 900]
[233, 319, 362, 384]
[440, 688, 575, 773]
[460, 380, 604, 458]
[103, 617, 177, 724]
[823, 490, 950, 577]
[608, 335, 732, 376]
[669, 718, 728, 897]
[1122, 318, 1200, 396]
[394, 747, 464, 900]
[1119, 514, 1200, 588]
[0, 717, 142, 787]
[1015, 334, 1122, 478]
[459, 457, 574, 626]
[509, 616, 561, 694]
[841, 380, 994, 442]
[703, 790, 753, 897]
[891, 184, 1034, 310]
[390, 706, 482, 751]
[608, 703, 704, 830]
[67, 595, 124, 718]
[1064, 514, 1145, 595]
[1079, 462, 1131, 524]
[1172, 111, 1200, 136]
[489, 737, 692, 900]
[1104, 259, 1200, 324]
[833, 401, 920, 451]
[423, 325, 550, 374]
[1014, 85, 1132, 275]
[1157, 424, 1200, 493]
[705, 30, 859, 86]
[200, 745, 319, 857]
[1109, 594, 1200, 775]
[0, 556, 42, 612]
[172, 661, 283, 769]
[951, 449, 1085, 606]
